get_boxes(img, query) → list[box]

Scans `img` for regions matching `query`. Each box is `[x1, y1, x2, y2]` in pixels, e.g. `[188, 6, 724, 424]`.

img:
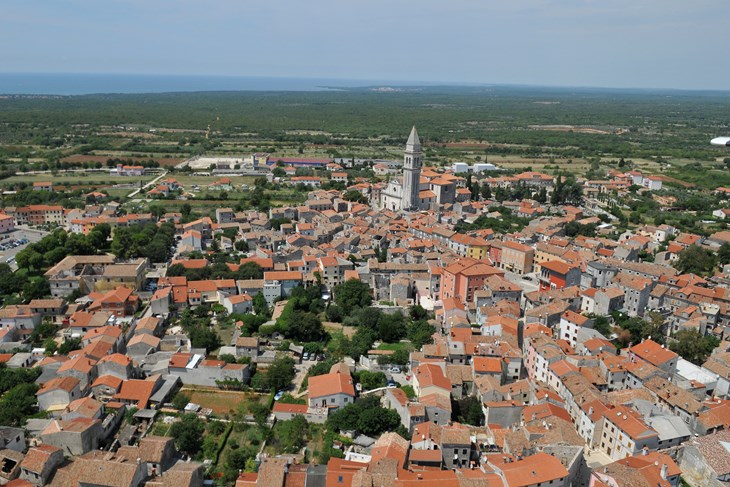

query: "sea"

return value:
[0, 73, 422, 96]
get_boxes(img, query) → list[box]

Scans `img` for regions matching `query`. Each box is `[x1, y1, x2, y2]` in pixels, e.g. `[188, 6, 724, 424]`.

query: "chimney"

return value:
[660, 464, 668, 480]
[642, 447, 648, 456]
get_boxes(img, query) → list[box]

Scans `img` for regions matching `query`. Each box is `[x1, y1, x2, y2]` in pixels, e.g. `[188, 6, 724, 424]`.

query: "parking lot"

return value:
[0, 227, 48, 270]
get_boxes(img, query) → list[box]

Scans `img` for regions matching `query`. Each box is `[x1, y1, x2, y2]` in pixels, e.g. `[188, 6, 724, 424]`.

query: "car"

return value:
[316, 354, 324, 361]
[388, 367, 401, 374]
[274, 391, 285, 401]
[387, 380, 397, 388]
[303, 352, 310, 361]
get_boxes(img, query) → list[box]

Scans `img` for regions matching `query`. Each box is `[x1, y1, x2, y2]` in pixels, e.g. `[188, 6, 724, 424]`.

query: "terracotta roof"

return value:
[91, 374, 124, 390]
[472, 356, 503, 374]
[415, 364, 452, 391]
[113, 379, 156, 408]
[629, 339, 678, 367]
[20, 444, 62, 474]
[308, 371, 355, 399]
[38, 376, 80, 395]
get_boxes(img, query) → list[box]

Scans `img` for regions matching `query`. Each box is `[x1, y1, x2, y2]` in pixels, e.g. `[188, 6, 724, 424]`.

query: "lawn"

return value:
[377, 342, 412, 351]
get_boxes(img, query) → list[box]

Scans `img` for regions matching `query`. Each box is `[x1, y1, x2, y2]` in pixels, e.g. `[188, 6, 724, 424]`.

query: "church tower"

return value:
[401, 126, 422, 211]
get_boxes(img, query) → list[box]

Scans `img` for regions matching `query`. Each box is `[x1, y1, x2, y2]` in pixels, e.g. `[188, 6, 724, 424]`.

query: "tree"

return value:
[237, 262, 263, 280]
[669, 330, 719, 365]
[234, 240, 249, 252]
[264, 356, 296, 392]
[409, 305, 428, 321]
[327, 396, 399, 436]
[357, 407, 400, 436]
[454, 396, 484, 426]
[719, 242, 730, 266]
[343, 190, 367, 204]
[170, 414, 206, 455]
[219, 354, 236, 364]
[181, 203, 192, 217]
[271, 416, 308, 453]
[480, 183, 492, 200]
[356, 371, 387, 390]
[407, 320, 435, 349]
[0, 382, 39, 426]
[0, 263, 26, 295]
[377, 312, 407, 343]
[287, 312, 326, 342]
[400, 385, 416, 399]
[22, 278, 50, 301]
[675, 245, 717, 277]
[592, 315, 613, 337]
[333, 279, 372, 315]
[172, 392, 191, 410]
[188, 327, 221, 352]
[58, 338, 81, 355]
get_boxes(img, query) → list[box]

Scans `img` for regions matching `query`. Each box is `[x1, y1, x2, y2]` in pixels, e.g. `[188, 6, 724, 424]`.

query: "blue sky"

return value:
[2, 0, 728, 90]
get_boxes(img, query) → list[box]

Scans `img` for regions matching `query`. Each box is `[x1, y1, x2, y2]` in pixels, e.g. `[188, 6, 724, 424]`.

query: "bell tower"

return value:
[402, 126, 422, 211]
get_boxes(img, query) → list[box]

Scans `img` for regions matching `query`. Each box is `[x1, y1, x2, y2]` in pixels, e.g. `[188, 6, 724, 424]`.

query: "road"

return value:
[503, 270, 540, 293]
[0, 227, 49, 270]
[127, 171, 168, 198]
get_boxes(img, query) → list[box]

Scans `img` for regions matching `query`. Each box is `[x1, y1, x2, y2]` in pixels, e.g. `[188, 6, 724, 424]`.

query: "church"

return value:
[379, 126, 424, 212]
[377, 127, 467, 212]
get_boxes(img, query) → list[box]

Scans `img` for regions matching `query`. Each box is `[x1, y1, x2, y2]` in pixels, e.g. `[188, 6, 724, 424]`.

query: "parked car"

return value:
[303, 352, 310, 361]
[274, 390, 285, 401]
[388, 367, 401, 374]
[387, 380, 397, 388]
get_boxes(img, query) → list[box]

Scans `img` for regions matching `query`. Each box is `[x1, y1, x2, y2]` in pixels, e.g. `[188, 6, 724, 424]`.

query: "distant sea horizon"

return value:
[0, 73, 451, 96]
[1, 72, 728, 97]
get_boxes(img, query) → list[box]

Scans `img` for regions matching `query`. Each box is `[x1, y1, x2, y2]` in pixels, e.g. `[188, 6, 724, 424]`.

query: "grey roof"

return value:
[647, 414, 692, 441]
[150, 375, 181, 404]
[0, 426, 24, 441]
[406, 126, 421, 148]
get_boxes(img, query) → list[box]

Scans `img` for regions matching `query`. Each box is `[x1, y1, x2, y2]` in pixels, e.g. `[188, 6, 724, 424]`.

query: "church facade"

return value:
[377, 127, 468, 212]
[380, 127, 423, 212]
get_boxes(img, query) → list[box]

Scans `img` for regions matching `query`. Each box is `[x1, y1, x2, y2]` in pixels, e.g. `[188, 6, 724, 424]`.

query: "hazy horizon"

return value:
[2, 1, 729, 92]
[3, 72, 730, 97]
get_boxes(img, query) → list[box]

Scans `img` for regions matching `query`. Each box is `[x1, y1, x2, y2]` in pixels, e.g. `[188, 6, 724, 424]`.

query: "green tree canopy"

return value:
[669, 330, 719, 365]
[170, 414, 206, 455]
[675, 245, 718, 277]
[333, 279, 373, 315]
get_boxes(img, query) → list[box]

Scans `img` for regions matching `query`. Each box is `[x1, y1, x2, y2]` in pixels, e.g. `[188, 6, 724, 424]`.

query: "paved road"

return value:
[127, 171, 168, 198]
[0, 227, 49, 270]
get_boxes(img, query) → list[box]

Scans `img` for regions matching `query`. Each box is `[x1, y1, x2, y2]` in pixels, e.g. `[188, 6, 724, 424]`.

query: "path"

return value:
[127, 171, 168, 198]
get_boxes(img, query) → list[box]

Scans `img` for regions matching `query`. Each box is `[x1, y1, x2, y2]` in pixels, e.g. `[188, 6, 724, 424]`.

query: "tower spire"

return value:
[406, 126, 421, 149]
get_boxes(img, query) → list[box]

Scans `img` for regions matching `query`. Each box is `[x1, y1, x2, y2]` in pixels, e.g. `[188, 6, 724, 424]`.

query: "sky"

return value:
[1, 0, 728, 90]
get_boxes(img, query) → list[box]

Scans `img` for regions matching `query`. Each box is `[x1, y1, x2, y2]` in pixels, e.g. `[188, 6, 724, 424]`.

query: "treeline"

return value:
[1, 88, 727, 160]
[16, 225, 111, 273]
[167, 261, 263, 281]
[0, 365, 42, 426]
[111, 222, 175, 263]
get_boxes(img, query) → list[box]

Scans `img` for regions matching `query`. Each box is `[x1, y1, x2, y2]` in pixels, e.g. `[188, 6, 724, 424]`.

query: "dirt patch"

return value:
[181, 388, 257, 415]
[323, 322, 357, 338]
[656, 175, 695, 188]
